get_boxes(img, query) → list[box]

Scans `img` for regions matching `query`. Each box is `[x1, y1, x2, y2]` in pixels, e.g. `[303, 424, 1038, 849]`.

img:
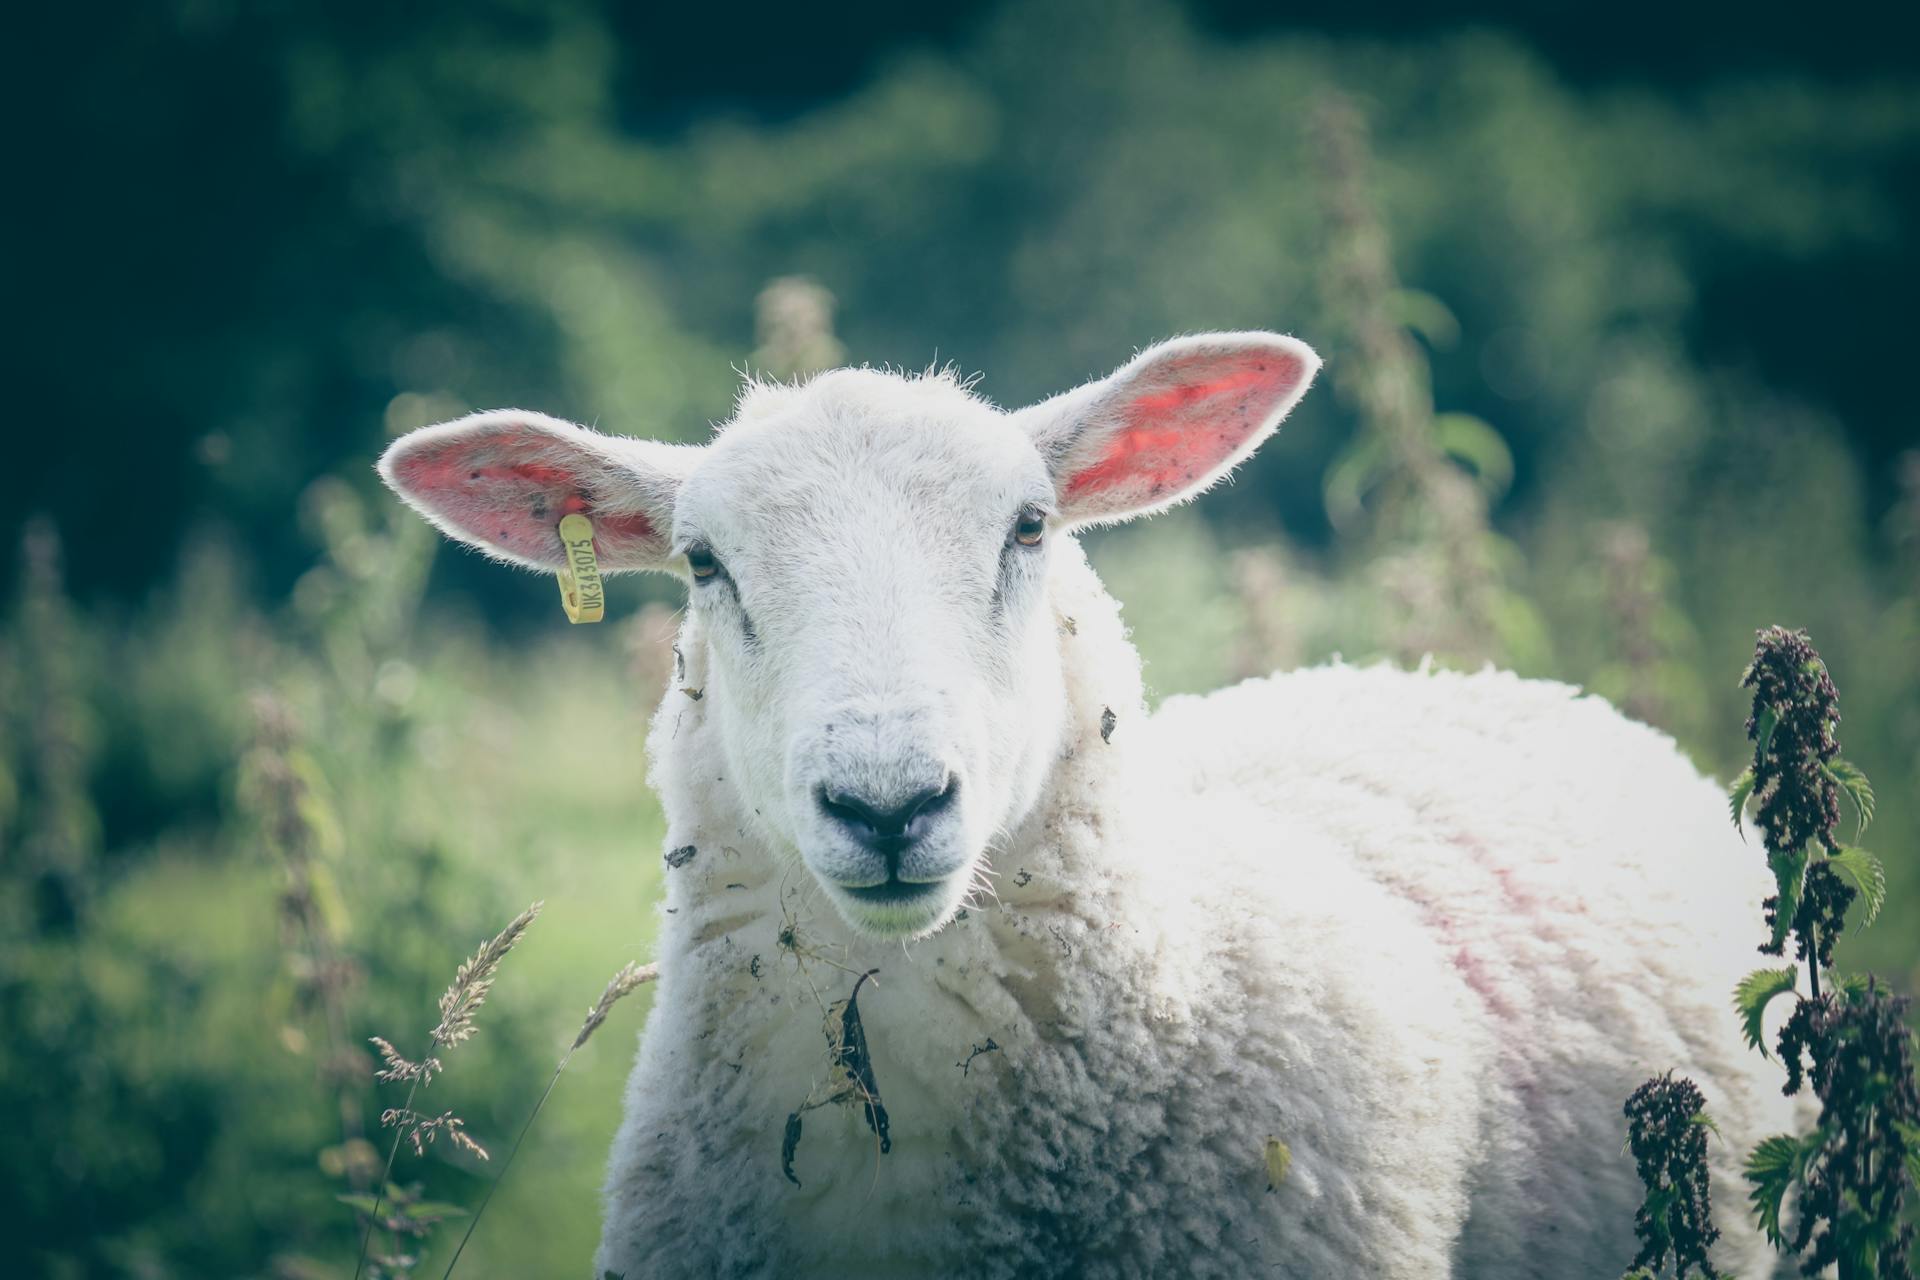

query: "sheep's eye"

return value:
[1012, 507, 1046, 548]
[686, 544, 721, 581]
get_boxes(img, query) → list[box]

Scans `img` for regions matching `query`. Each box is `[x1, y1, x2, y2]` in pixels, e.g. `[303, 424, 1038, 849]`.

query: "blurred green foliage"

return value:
[2, 489, 669, 1278]
[4, 0, 1920, 1275]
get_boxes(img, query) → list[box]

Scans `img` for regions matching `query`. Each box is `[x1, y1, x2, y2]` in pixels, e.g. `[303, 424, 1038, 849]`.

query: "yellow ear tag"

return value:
[555, 513, 605, 624]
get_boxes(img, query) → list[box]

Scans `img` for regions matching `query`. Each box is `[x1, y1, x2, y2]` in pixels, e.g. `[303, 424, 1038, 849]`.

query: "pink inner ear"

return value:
[1064, 351, 1306, 502]
[392, 429, 653, 563]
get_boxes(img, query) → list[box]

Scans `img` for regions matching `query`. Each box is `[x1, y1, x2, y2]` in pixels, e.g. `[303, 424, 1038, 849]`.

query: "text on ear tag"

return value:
[555, 513, 605, 624]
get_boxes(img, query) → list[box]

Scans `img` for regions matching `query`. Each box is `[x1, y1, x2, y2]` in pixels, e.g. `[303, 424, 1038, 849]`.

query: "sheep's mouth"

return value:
[824, 872, 963, 938]
[840, 877, 945, 905]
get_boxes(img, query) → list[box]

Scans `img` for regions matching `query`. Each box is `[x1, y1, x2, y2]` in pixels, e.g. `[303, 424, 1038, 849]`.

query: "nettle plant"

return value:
[1625, 627, 1920, 1280]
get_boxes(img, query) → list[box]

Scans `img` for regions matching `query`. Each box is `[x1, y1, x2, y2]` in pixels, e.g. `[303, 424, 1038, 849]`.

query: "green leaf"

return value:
[1823, 758, 1875, 835]
[1745, 1133, 1809, 1248]
[1264, 1136, 1292, 1190]
[1895, 1121, 1920, 1189]
[1733, 967, 1799, 1055]
[1689, 1110, 1722, 1142]
[1390, 287, 1461, 349]
[1754, 707, 1780, 760]
[1766, 843, 1810, 954]
[1727, 767, 1755, 837]
[1433, 413, 1515, 500]
[1642, 1181, 1679, 1221]
[1321, 436, 1389, 533]
[1827, 847, 1886, 927]
[398, 1199, 467, 1222]
[1833, 971, 1872, 1000]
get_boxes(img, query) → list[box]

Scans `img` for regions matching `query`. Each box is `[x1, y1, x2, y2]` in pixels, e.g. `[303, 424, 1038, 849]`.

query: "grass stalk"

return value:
[440, 961, 657, 1278]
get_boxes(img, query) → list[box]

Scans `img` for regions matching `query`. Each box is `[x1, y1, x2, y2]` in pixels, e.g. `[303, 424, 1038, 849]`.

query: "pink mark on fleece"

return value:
[1318, 765, 1532, 1024]
[1451, 941, 1516, 1020]
[1396, 827, 1533, 1024]
[1438, 832, 1538, 1021]
[1064, 353, 1305, 499]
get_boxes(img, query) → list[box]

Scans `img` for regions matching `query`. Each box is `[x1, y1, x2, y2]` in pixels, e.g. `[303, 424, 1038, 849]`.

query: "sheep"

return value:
[379, 332, 1799, 1279]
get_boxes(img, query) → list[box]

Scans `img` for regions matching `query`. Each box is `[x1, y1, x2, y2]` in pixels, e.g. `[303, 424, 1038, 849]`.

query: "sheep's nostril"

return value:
[817, 788, 875, 835]
[818, 777, 957, 844]
[912, 776, 958, 826]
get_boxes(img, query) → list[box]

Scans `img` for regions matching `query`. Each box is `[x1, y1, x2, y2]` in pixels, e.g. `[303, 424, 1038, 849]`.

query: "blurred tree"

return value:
[10, 0, 1920, 615]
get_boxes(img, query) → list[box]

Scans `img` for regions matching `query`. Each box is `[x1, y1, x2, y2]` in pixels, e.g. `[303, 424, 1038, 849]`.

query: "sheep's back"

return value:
[1150, 663, 1795, 1277]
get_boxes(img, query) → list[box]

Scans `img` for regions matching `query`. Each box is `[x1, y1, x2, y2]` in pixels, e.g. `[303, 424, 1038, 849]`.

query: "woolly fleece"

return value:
[596, 539, 1797, 1279]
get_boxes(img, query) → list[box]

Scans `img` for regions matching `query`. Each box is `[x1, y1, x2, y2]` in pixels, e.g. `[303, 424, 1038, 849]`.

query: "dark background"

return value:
[9, 0, 1919, 604]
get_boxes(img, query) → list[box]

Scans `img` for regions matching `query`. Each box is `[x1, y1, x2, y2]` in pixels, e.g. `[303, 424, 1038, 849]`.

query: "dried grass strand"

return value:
[441, 958, 659, 1278]
[574, 961, 659, 1050]
[353, 903, 542, 1280]
[433, 902, 542, 1051]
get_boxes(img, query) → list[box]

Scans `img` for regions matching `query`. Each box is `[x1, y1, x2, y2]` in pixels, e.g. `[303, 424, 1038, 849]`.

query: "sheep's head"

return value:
[380, 332, 1318, 938]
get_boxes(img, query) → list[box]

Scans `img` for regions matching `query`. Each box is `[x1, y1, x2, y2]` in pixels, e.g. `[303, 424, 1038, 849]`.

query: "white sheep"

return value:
[380, 332, 1798, 1279]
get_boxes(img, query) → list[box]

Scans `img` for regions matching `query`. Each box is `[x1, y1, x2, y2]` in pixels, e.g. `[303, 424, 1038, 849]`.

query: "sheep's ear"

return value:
[1016, 332, 1320, 526]
[378, 410, 697, 572]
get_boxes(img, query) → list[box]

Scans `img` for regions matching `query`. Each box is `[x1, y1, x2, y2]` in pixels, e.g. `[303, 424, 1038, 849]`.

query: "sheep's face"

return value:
[380, 333, 1318, 939]
[672, 375, 1068, 936]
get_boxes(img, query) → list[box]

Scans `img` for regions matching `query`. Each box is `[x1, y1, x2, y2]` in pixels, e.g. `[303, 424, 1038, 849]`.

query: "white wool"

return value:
[596, 542, 1795, 1279]
[374, 334, 1797, 1278]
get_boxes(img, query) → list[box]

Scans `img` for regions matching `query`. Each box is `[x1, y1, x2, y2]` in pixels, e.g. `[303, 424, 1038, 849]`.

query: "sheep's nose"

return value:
[817, 778, 957, 864]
